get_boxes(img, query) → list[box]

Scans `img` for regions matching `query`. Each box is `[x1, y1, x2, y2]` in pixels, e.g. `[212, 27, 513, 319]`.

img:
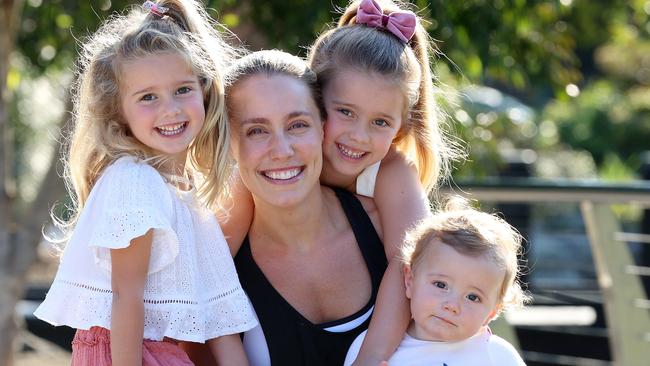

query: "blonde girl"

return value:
[34, 1, 256, 365]
[306, 0, 459, 363]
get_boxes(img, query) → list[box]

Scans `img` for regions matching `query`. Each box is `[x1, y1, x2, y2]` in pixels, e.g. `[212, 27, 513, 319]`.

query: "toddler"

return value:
[345, 198, 528, 365]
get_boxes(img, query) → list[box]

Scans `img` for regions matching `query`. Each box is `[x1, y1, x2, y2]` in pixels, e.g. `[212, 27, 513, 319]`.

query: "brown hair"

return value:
[402, 197, 529, 313]
[308, 0, 459, 192]
[225, 49, 324, 120]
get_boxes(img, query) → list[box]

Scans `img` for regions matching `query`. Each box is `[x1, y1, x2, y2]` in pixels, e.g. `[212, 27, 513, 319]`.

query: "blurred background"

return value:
[1, 0, 649, 365]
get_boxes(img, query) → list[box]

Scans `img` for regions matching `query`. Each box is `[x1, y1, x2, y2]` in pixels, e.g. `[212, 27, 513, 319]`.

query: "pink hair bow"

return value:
[356, 0, 417, 43]
[143, 1, 168, 17]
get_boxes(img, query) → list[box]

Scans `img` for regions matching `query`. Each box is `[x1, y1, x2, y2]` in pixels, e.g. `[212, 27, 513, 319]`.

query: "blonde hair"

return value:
[60, 0, 235, 236]
[402, 197, 530, 314]
[308, 0, 458, 192]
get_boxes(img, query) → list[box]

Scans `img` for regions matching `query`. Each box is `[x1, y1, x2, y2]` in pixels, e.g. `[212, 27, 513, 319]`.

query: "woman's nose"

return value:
[270, 133, 294, 159]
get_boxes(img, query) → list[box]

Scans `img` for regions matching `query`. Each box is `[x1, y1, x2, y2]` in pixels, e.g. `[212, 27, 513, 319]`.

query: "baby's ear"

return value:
[484, 303, 503, 325]
[404, 265, 414, 300]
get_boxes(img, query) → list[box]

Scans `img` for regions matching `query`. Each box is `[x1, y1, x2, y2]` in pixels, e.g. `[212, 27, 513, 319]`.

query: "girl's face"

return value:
[321, 69, 404, 184]
[229, 74, 324, 208]
[404, 240, 503, 343]
[120, 52, 205, 168]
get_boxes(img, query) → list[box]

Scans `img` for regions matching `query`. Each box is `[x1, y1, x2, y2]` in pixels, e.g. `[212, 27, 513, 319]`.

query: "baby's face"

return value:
[404, 240, 504, 343]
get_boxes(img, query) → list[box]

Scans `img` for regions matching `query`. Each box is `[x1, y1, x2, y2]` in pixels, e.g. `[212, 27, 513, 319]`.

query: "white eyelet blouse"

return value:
[34, 157, 257, 342]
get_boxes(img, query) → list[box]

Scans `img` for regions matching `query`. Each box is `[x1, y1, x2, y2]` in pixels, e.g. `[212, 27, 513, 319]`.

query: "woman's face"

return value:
[229, 74, 324, 208]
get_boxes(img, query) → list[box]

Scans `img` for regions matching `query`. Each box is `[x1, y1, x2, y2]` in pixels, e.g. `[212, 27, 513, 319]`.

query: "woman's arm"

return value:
[110, 229, 153, 366]
[219, 170, 255, 257]
[353, 150, 432, 365]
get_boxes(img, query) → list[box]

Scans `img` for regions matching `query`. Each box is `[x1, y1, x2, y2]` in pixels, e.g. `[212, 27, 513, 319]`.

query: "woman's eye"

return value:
[289, 120, 309, 130]
[433, 281, 447, 289]
[467, 294, 481, 302]
[140, 93, 156, 102]
[246, 127, 265, 136]
[372, 119, 389, 127]
[176, 86, 192, 95]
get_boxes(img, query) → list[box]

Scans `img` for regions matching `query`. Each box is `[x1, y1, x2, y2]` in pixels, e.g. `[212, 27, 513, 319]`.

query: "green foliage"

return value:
[16, 0, 230, 72]
[10, 0, 650, 181]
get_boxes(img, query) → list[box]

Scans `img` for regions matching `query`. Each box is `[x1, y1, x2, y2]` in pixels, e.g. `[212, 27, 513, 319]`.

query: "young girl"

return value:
[220, 0, 459, 364]
[34, 1, 257, 364]
[345, 199, 529, 365]
[309, 0, 459, 362]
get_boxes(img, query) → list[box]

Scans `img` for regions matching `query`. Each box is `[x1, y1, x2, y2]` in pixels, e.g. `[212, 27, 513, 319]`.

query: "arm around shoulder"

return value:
[218, 170, 254, 257]
[374, 149, 431, 260]
[352, 150, 431, 365]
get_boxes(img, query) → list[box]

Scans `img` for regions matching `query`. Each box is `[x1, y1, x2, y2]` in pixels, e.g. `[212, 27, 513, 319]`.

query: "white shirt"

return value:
[34, 157, 257, 342]
[345, 326, 526, 365]
[356, 161, 381, 197]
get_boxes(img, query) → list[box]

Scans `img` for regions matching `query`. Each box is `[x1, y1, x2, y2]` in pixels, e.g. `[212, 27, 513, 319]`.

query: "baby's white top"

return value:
[35, 157, 257, 342]
[345, 326, 526, 366]
[356, 161, 381, 198]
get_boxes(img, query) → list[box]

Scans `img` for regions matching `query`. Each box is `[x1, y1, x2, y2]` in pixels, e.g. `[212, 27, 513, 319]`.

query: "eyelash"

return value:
[373, 119, 389, 127]
[335, 108, 391, 128]
[140, 94, 155, 102]
[176, 86, 192, 95]
[336, 108, 353, 117]
[138, 86, 193, 102]
[290, 121, 309, 130]
[246, 121, 309, 136]
[433, 281, 482, 302]
[246, 127, 265, 136]
[433, 281, 447, 289]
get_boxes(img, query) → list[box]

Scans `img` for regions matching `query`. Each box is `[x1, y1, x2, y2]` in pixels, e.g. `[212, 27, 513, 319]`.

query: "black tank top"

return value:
[234, 187, 387, 366]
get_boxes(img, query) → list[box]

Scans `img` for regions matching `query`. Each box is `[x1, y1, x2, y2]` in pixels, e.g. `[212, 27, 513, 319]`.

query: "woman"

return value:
[185, 50, 388, 365]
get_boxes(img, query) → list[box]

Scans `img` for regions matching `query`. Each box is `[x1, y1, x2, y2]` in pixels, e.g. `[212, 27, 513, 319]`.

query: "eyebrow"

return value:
[330, 99, 397, 120]
[130, 79, 199, 97]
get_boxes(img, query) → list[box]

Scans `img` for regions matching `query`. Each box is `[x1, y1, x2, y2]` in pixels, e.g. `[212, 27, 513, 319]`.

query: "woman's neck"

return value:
[320, 161, 357, 192]
[249, 186, 339, 251]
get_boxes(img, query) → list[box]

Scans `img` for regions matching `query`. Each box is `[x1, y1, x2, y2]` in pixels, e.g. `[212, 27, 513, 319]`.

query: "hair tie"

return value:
[356, 0, 417, 43]
[143, 1, 168, 17]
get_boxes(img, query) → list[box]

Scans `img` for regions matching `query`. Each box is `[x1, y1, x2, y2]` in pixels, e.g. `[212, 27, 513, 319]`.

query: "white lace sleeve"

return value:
[84, 158, 179, 275]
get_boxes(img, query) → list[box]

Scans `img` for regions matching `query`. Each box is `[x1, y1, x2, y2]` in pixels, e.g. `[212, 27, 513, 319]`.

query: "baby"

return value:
[346, 198, 528, 365]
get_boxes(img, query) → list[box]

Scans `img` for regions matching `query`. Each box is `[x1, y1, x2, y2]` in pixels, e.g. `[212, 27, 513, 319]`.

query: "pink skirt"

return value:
[71, 327, 194, 366]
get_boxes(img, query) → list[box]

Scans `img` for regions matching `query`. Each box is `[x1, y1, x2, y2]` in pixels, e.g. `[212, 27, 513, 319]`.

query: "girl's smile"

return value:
[120, 52, 205, 170]
[321, 69, 404, 187]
